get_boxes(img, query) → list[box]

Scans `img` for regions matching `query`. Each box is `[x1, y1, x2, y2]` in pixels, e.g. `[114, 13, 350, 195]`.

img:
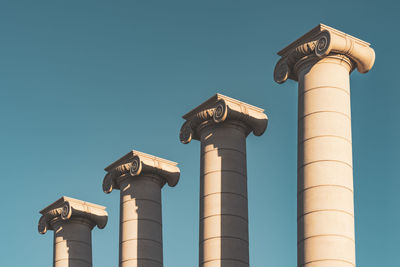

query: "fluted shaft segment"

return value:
[274, 24, 375, 267]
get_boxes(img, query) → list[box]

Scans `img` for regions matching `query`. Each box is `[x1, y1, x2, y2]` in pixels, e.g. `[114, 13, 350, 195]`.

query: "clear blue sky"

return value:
[1, 1, 398, 266]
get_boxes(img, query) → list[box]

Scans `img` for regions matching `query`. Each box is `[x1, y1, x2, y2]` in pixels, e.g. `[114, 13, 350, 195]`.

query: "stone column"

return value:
[38, 196, 108, 267]
[274, 24, 375, 267]
[180, 94, 268, 267]
[102, 150, 180, 267]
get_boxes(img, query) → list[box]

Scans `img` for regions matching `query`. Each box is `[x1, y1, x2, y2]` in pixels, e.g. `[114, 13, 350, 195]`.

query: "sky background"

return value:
[1, 1, 399, 266]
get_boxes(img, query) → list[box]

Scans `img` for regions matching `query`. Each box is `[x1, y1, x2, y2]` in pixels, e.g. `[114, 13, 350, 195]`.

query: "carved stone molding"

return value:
[180, 93, 268, 144]
[38, 196, 108, 234]
[103, 150, 180, 193]
[274, 24, 375, 84]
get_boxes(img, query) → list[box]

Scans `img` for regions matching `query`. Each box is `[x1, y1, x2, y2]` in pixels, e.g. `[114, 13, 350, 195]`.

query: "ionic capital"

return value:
[180, 93, 268, 144]
[274, 24, 375, 84]
[103, 150, 180, 193]
[38, 196, 108, 234]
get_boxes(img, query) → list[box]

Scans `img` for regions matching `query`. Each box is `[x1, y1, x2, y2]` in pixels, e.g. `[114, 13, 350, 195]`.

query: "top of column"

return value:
[38, 196, 108, 234]
[102, 150, 180, 193]
[179, 93, 268, 144]
[274, 23, 375, 84]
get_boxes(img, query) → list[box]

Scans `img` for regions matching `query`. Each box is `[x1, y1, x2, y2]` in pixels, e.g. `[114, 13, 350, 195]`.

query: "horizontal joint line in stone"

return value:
[299, 135, 352, 145]
[122, 218, 162, 225]
[298, 160, 353, 170]
[300, 85, 350, 96]
[298, 234, 355, 245]
[121, 258, 162, 264]
[298, 111, 351, 121]
[201, 191, 248, 200]
[298, 209, 354, 221]
[200, 258, 249, 265]
[122, 198, 161, 205]
[301, 258, 355, 267]
[201, 214, 248, 222]
[202, 170, 247, 177]
[201, 147, 246, 157]
[55, 239, 91, 247]
[121, 238, 162, 246]
[201, 235, 249, 244]
[297, 184, 353, 195]
[54, 258, 91, 264]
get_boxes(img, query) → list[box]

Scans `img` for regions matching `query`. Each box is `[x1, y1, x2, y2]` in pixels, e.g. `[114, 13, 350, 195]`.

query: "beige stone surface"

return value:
[298, 161, 353, 192]
[103, 150, 180, 267]
[38, 196, 108, 267]
[274, 24, 374, 267]
[180, 94, 267, 267]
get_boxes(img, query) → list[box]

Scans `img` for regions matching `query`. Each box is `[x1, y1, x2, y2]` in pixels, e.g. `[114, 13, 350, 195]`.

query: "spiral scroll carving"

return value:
[181, 94, 268, 143]
[273, 59, 290, 84]
[274, 41, 318, 84]
[38, 216, 48, 234]
[103, 151, 180, 190]
[102, 162, 135, 193]
[38, 207, 63, 234]
[273, 31, 335, 84]
[38, 198, 108, 235]
[315, 30, 331, 57]
[274, 26, 375, 82]
[213, 100, 228, 123]
[61, 202, 72, 220]
[179, 121, 193, 144]
[180, 104, 224, 144]
[129, 155, 142, 176]
[102, 173, 113, 194]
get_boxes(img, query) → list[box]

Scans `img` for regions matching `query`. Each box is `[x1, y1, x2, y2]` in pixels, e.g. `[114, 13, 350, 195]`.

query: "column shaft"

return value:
[199, 122, 249, 267]
[53, 220, 93, 267]
[119, 175, 163, 267]
[297, 55, 355, 267]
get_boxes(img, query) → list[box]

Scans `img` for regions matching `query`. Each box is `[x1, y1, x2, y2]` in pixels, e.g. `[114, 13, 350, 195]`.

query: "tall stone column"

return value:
[274, 24, 375, 267]
[180, 94, 268, 267]
[102, 150, 180, 267]
[38, 196, 108, 267]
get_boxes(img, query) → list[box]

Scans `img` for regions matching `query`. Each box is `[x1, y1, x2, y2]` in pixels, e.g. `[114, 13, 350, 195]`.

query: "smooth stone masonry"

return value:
[274, 24, 375, 267]
[180, 94, 268, 267]
[38, 196, 108, 267]
[103, 150, 180, 267]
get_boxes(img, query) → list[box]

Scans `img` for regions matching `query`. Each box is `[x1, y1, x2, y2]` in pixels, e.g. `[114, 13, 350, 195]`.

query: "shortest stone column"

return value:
[38, 196, 108, 267]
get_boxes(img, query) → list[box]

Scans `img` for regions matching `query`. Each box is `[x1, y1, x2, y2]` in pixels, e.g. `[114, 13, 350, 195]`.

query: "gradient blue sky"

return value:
[1, 1, 399, 266]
